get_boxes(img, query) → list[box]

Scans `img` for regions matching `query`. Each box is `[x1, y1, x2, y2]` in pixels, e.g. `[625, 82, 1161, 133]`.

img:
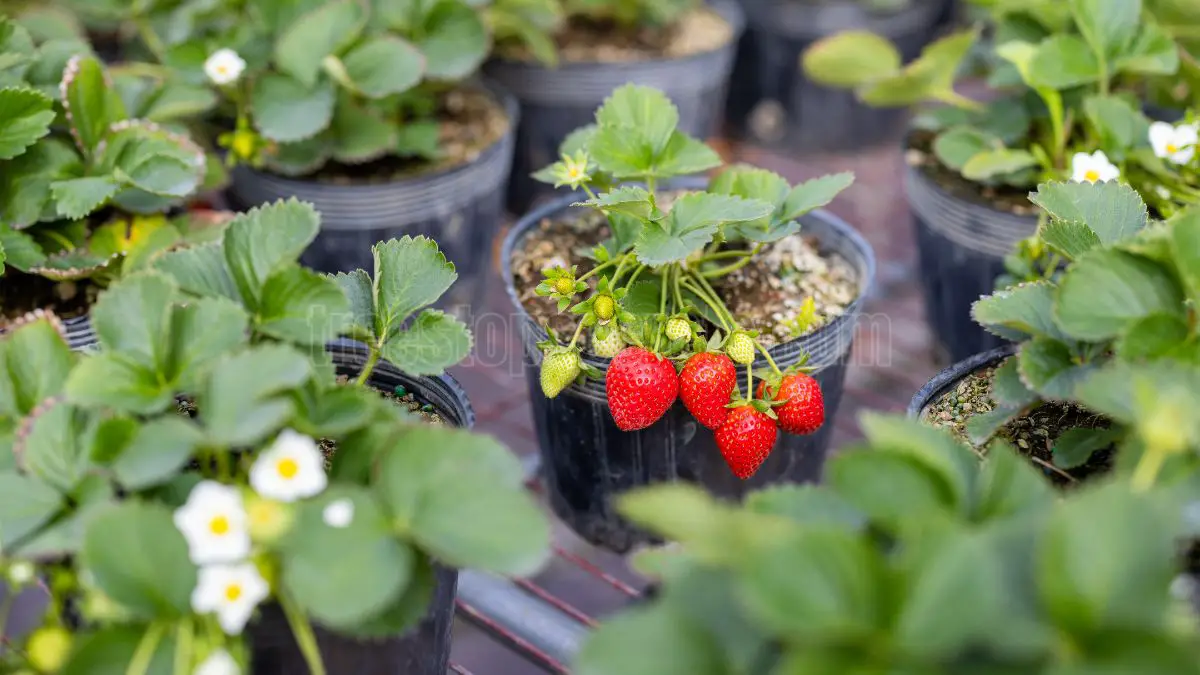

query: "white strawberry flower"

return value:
[204, 49, 245, 86]
[191, 563, 270, 635]
[1071, 151, 1120, 184]
[194, 649, 240, 675]
[174, 481, 251, 565]
[1149, 121, 1199, 165]
[322, 498, 354, 528]
[249, 429, 327, 502]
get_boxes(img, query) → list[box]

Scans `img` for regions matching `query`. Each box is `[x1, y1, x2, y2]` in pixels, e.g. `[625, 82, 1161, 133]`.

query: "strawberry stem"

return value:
[680, 279, 730, 332]
[577, 256, 621, 283]
[756, 342, 783, 376]
[691, 269, 740, 331]
[567, 320, 586, 350]
[699, 244, 761, 278]
[623, 264, 647, 289]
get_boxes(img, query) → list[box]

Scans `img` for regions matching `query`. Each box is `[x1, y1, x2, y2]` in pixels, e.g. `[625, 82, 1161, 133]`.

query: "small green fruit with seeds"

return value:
[594, 294, 616, 321]
[554, 277, 574, 295]
[593, 328, 625, 358]
[541, 348, 582, 398]
[726, 332, 756, 365]
[666, 318, 690, 341]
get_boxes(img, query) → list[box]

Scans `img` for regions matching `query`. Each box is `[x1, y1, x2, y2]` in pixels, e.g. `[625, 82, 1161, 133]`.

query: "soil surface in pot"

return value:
[906, 130, 1038, 217]
[272, 87, 508, 186]
[495, 7, 733, 63]
[0, 274, 96, 324]
[922, 364, 1113, 486]
[315, 375, 447, 464]
[511, 198, 860, 351]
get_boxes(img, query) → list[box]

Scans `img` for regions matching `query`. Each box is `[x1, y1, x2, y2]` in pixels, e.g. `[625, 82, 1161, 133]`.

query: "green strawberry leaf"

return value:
[274, 0, 366, 87]
[413, 0, 487, 80]
[332, 36, 424, 98]
[252, 74, 336, 143]
[49, 176, 120, 219]
[634, 194, 774, 266]
[60, 55, 126, 158]
[0, 86, 55, 160]
[379, 309, 472, 376]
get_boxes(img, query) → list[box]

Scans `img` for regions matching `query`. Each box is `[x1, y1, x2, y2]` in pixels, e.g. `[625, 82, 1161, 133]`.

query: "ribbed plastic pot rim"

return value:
[500, 176, 877, 372]
[906, 344, 1018, 419]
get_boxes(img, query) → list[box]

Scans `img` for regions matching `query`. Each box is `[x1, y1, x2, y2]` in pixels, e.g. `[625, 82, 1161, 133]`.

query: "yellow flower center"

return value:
[1084, 169, 1100, 183]
[553, 278, 573, 295]
[209, 515, 230, 535]
[276, 457, 299, 480]
[566, 165, 582, 178]
[1168, 143, 1179, 154]
[224, 584, 242, 602]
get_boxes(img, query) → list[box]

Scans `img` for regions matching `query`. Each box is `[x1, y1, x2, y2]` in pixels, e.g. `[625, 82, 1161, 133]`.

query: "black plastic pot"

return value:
[225, 84, 518, 311]
[483, 0, 744, 214]
[502, 182, 876, 553]
[906, 344, 1017, 419]
[249, 342, 472, 675]
[724, 0, 944, 153]
[907, 159, 1037, 365]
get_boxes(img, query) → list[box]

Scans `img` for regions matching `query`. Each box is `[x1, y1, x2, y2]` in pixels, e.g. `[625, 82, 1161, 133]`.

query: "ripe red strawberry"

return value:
[757, 373, 825, 435]
[606, 347, 679, 431]
[679, 352, 738, 429]
[715, 406, 778, 479]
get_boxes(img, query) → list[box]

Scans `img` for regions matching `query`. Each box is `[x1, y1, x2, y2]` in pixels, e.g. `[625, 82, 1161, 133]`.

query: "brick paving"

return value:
[445, 131, 947, 673]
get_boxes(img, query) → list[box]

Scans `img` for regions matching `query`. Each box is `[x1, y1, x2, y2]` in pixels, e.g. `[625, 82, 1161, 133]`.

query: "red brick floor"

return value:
[444, 134, 946, 673]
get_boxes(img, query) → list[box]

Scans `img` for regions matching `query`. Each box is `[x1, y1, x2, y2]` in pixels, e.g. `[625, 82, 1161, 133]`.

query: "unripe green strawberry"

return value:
[665, 318, 690, 341]
[594, 294, 616, 321]
[592, 329, 624, 358]
[726, 332, 756, 365]
[540, 349, 581, 398]
[27, 626, 71, 673]
[554, 277, 574, 295]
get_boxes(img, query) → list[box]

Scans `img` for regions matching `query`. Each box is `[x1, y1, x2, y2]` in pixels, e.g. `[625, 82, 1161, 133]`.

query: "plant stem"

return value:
[623, 264, 646, 289]
[581, 184, 598, 201]
[126, 622, 166, 675]
[756, 342, 782, 376]
[671, 264, 685, 311]
[745, 362, 754, 400]
[693, 271, 740, 331]
[354, 346, 381, 387]
[567, 320, 586, 349]
[279, 590, 327, 675]
[135, 20, 168, 63]
[577, 256, 621, 283]
[699, 245, 760, 278]
[681, 280, 730, 332]
[215, 450, 231, 482]
[609, 253, 632, 287]
[1131, 449, 1166, 493]
[697, 249, 754, 262]
[174, 619, 194, 675]
[659, 267, 669, 316]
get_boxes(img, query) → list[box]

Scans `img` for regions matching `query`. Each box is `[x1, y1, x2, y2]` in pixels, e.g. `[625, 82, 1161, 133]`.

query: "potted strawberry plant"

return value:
[502, 84, 875, 552]
[129, 0, 518, 309]
[484, 0, 745, 213]
[0, 199, 551, 675]
[725, 0, 948, 153]
[802, 1, 1194, 363]
[573, 415, 1200, 674]
[910, 181, 1200, 490]
[0, 33, 212, 349]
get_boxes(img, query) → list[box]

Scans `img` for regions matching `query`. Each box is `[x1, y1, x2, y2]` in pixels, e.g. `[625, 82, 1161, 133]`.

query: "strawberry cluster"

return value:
[602, 336, 826, 480]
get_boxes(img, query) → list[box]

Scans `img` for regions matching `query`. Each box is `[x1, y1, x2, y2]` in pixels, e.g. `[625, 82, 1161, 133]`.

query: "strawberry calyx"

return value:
[724, 396, 779, 421]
